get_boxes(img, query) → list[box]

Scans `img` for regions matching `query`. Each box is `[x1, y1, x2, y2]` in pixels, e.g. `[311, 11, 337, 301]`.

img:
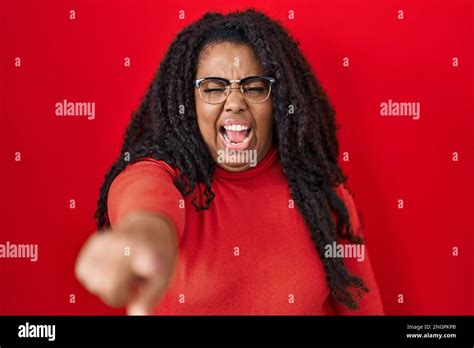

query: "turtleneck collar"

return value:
[214, 145, 279, 180]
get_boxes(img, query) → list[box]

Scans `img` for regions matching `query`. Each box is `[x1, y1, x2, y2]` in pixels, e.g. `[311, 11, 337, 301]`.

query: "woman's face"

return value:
[194, 42, 273, 172]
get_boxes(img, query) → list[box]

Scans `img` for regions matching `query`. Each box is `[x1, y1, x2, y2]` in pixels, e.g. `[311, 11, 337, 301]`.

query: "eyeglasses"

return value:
[193, 76, 276, 104]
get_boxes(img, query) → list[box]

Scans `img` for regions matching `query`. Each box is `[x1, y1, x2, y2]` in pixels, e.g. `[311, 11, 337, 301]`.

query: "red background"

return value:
[1, 0, 473, 315]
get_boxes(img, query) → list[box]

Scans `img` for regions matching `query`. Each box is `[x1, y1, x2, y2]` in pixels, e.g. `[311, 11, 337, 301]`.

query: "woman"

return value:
[75, 9, 384, 315]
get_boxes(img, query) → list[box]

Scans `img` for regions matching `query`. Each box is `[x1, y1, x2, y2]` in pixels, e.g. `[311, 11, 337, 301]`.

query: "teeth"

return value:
[222, 131, 230, 144]
[223, 125, 249, 131]
[221, 125, 252, 145]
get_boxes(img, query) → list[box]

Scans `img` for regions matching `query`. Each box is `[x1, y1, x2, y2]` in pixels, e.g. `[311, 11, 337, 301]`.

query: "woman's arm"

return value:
[75, 159, 185, 315]
[107, 159, 185, 236]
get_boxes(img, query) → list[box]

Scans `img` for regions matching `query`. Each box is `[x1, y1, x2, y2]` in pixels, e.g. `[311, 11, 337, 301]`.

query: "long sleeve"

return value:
[327, 185, 385, 315]
[106, 158, 186, 240]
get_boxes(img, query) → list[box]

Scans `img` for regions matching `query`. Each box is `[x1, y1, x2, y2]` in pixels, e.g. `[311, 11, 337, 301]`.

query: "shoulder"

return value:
[117, 157, 180, 181]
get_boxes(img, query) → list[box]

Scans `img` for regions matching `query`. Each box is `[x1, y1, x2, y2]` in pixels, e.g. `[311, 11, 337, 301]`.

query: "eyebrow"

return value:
[194, 75, 267, 83]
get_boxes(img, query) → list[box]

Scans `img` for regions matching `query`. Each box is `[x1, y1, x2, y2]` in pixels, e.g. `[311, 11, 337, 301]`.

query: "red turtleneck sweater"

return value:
[107, 147, 384, 315]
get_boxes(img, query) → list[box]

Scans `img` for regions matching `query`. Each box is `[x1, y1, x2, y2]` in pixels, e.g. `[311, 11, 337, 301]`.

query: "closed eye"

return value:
[244, 87, 265, 94]
[203, 88, 226, 93]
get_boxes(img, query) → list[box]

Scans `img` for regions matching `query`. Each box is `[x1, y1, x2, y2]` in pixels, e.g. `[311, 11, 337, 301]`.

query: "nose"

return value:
[224, 86, 247, 114]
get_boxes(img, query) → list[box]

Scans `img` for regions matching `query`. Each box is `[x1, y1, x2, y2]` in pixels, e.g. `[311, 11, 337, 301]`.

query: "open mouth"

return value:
[219, 124, 253, 150]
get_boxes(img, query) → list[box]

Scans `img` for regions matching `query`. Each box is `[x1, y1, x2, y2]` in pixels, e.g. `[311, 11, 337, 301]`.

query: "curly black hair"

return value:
[95, 8, 368, 310]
